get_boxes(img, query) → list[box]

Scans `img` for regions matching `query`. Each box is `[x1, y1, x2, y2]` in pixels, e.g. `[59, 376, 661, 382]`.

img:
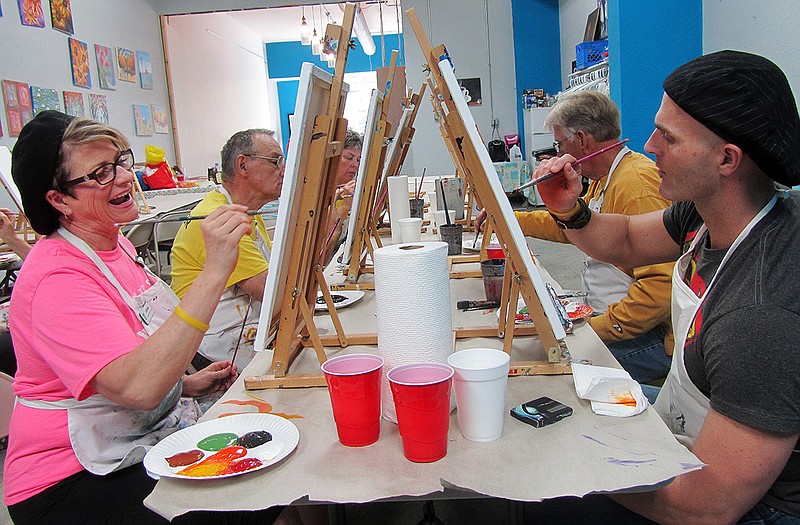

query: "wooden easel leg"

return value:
[503, 275, 521, 356]
[316, 268, 348, 347]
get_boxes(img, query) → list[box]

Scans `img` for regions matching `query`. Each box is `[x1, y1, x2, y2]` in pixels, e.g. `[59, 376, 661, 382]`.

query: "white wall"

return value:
[162, 12, 271, 179]
[400, 0, 518, 177]
[0, 0, 173, 191]
[703, 0, 799, 106]
[558, 0, 598, 89]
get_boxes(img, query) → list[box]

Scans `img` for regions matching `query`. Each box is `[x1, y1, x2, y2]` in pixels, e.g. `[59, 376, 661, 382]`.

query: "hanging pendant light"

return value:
[311, 6, 321, 55]
[300, 7, 311, 46]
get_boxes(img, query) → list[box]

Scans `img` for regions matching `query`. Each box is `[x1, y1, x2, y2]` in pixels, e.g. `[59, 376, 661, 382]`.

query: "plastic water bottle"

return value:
[509, 144, 522, 163]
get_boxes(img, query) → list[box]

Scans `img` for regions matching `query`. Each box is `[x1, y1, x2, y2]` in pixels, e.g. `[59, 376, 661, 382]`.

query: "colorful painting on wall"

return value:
[94, 44, 116, 90]
[63, 91, 84, 117]
[133, 104, 153, 136]
[2, 80, 34, 137]
[49, 0, 73, 34]
[89, 93, 108, 124]
[137, 51, 153, 90]
[117, 48, 136, 83]
[69, 38, 91, 88]
[30, 86, 61, 115]
[153, 104, 168, 134]
[18, 0, 45, 28]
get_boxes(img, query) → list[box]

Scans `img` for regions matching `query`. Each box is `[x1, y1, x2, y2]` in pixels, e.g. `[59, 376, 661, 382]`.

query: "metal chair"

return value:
[124, 223, 157, 272]
[152, 210, 189, 278]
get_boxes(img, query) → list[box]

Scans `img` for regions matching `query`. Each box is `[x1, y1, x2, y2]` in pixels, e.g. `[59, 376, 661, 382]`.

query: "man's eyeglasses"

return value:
[243, 153, 285, 169]
[61, 149, 134, 191]
[552, 135, 575, 153]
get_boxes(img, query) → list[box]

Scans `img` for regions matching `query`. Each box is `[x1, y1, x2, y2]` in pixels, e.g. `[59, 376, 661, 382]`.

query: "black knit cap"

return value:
[11, 110, 75, 235]
[663, 50, 800, 187]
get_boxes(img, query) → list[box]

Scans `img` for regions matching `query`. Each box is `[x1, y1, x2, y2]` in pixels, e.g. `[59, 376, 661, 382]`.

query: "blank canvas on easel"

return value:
[437, 57, 567, 342]
[254, 63, 349, 353]
[342, 88, 383, 266]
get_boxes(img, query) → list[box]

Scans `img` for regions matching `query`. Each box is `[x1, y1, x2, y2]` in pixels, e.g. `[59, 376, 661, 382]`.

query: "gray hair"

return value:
[343, 128, 363, 151]
[220, 128, 275, 182]
[544, 91, 621, 142]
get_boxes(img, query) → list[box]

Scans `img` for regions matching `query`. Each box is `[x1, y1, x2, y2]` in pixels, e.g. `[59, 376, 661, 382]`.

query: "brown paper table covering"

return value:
[145, 255, 701, 520]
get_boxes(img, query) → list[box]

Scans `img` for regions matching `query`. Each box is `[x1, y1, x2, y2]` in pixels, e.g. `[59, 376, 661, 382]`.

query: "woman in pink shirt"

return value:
[4, 111, 282, 524]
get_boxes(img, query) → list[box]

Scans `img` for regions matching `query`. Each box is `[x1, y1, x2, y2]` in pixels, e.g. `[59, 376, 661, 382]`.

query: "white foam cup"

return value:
[397, 217, 423, 243]
[447, 348, 510, 442]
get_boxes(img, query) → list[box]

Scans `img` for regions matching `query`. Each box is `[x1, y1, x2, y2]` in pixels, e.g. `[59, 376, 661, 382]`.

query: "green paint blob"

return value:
[197, 432, 239, 451]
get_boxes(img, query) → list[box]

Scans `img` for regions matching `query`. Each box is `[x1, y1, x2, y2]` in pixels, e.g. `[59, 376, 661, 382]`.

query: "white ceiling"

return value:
[224, 2, 403, 44]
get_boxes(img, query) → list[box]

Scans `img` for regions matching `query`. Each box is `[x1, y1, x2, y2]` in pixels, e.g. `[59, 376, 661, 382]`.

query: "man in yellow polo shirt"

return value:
[170, 129, 284, 370]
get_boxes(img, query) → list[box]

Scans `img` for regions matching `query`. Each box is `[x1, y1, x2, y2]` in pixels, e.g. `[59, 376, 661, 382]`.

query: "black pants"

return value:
[8, 463, 283, 525]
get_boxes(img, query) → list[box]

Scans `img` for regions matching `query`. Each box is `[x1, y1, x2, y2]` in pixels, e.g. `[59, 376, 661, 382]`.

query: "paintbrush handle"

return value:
[514, 138, 629, 192]
[118, 209, 262, 227]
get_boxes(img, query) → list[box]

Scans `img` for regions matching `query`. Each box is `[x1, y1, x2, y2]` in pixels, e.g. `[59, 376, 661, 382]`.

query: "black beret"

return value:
[663, 50, 800, 187]
[11, 110, 75, 235]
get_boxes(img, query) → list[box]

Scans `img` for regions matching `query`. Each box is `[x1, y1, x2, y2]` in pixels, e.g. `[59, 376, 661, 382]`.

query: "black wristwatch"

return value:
[549, 199, 592, 230]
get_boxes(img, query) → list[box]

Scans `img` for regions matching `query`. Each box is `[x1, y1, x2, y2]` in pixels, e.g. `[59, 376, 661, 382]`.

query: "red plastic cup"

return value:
[321, 354, 384, 447]
[387, 363, 454, 463]
[486, 244, 505, 259]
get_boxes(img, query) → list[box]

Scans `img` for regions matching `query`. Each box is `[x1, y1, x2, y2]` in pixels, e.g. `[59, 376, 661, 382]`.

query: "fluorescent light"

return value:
[353, 6, 375, 56]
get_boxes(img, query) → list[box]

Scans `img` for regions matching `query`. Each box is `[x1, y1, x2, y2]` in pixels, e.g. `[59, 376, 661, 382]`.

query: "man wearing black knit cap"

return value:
[527, 50, 800, 523]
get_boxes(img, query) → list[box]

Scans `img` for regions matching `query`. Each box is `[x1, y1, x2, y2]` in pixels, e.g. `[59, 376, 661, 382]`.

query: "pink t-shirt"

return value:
[4, 236, 156, 506]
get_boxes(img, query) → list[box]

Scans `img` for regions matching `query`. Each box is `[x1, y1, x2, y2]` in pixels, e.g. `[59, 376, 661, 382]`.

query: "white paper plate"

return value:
[314, 290, 365, 311]
[143, 413, 299, 480]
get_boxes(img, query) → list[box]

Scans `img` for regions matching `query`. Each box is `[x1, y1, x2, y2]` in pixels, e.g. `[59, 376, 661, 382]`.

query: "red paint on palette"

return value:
[165, 449, 204, 467]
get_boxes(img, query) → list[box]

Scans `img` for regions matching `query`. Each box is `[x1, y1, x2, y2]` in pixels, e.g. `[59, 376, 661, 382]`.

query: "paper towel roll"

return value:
[388, 176, 411, 244]
[374, 242, 454, 422]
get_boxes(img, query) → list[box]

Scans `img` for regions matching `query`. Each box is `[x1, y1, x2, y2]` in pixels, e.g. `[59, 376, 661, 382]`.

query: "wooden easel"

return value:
[370, 82, 427, 238]
[245, 5, 360, 390]
[332, 52, 398, 291]
[407, 8, 569, 367]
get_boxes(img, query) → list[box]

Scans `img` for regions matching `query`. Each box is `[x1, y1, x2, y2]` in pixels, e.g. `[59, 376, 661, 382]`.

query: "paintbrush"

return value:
[514, 138, 629, 192]
[416, 168, 426, 200]
[116, 209, 264, 227]
[229, 296, 253, 372]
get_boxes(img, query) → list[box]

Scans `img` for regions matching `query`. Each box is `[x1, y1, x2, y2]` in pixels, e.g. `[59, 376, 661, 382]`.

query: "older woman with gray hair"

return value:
[4, 111, 281, 524]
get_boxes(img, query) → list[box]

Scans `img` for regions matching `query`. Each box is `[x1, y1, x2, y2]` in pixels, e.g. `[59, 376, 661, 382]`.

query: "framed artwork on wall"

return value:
[49, 0, 73, 35]
[17, 0, 45, 28]
[2, 80, 33, 137]
[89, 94, 108, 123]
[152, 104, 168, 133]
[133, 104, 153, 136]
[30, 86, 61, 115]
[68, 37, 91, 88]
[95, 44, 117, 90]
[457, 77, 482, 107]
[117, 48, 136, 82]
[63, 91, 85, 117]
[137, 51, 153, 90]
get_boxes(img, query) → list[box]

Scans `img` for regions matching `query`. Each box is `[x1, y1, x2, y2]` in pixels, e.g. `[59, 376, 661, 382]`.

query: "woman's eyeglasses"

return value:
[243, 153, 285, 169]
[61, 149, 134, 191]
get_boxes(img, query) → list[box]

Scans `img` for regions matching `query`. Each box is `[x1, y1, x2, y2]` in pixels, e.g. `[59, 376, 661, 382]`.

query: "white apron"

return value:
[17, 228, 199, 475]
[582, 147, 635, 312]
[197, 188, 268, 368]
[654, 194, 780, 447]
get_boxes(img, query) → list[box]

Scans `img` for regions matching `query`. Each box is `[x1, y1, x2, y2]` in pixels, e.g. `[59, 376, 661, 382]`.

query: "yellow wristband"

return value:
[546, 200, 581, 219]
[174, 306, 210, 332]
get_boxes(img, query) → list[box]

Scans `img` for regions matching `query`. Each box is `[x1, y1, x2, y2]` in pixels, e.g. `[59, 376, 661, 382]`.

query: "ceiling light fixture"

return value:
[337, 3, 376, 56]
[311, 5, 321, 55]
[300, 7, 311, 45]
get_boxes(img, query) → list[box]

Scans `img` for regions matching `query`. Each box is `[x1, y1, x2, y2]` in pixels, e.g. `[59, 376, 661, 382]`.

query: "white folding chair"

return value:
[152, 211, 189, 278]
[124, 223, 157, 272]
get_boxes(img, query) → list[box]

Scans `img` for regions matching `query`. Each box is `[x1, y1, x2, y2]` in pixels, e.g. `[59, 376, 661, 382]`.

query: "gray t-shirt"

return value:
[663, 195, 800, 517]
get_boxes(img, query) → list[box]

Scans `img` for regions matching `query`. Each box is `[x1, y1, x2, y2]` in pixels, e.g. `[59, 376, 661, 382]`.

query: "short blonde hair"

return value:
[55, 118, 130, 191]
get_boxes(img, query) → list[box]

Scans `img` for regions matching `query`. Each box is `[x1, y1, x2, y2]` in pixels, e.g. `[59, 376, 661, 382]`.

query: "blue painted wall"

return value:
[608, 0, 702, 153]
[266, 34, 402, 150]
[511, 0, 561, 157]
